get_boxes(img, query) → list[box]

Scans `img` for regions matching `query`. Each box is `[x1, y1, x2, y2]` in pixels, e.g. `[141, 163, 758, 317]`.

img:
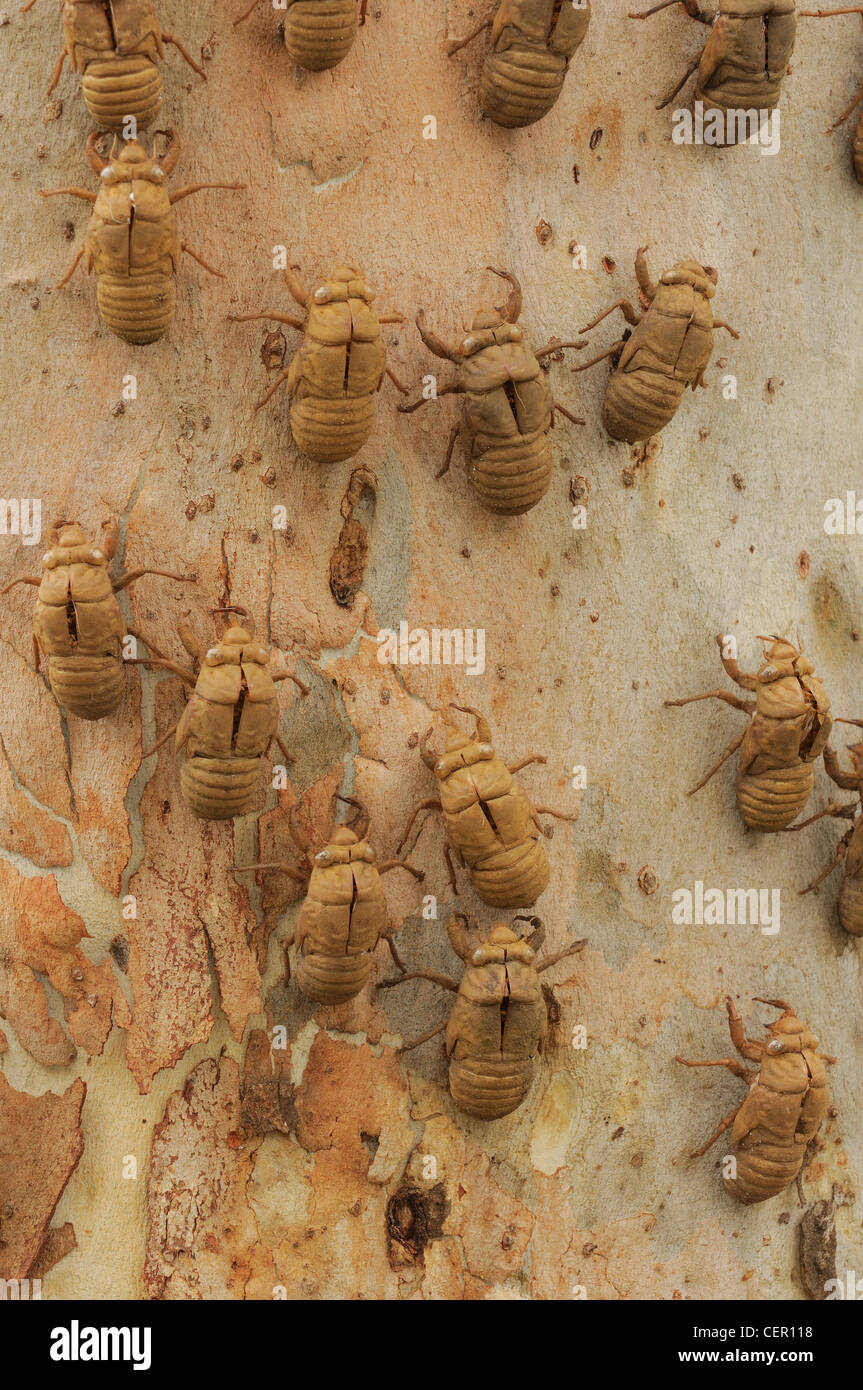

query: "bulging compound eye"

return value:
[768, 1039, 784, 1053]
[41, 552, 52, 567]
[509, 326, 522, 341]
[205, 647, 220, 662]
[472, 949, 484, 965]
[461, 337, 477, 353]
[91, 549, 104, 562]
[477, 743, 493, 756]
[313, 287, 329, 303]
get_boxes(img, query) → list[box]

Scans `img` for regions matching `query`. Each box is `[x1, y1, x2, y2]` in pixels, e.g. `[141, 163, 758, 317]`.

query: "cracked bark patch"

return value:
[0, 1072, 84, 1281]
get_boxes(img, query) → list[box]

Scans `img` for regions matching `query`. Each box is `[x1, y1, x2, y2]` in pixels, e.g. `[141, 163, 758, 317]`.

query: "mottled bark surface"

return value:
[0, 0, 861, 1299]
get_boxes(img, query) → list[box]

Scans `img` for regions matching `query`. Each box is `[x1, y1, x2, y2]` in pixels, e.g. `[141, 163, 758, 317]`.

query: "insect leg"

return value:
[552, 400, 586, 426]
[415, 310, 461, 362]
[534, 340, 589, 360]
[283, 266, 309, 307]
[712, 320, 740, 339]
[656, 57, 700, 111]
[443, 844, 459, 894]
[141, 721, 180, 759]
[664, 689, 755, 713]
[359, 0, 369, 23]
[40, 188, 97, 202]
[385, 366, 409, 394]
[685, 730, 745, 797]
[446, 18, 492, 56]
[725, 997, 763, 1062]
[232, 0, 261, 22]
[124, 624, 171, 662]
[570, 341, 627, 373]
[824, 740, 863, 790]
[380, 929, 408, 975]
[399, 381, 462, 414]
[161, 32, 207, 80]
[378, 313, 406, 325]
[232, 860, 307, 883]
[272, 669, 311, 695]
[47, 47, 68, 95]
[396, 798, 442, 855]
[397, 1022, 448, 1055]
[272, 734, 295, 766]
[784, 800, 854, 830]
[580, 300, 641, 334]
[674, 1054, 752, 1082]
[688, 1105, 740, 1159]
[378, 858, 425, 881]
[508, 754, 547, 775]
[227, 310, 306, 329]
[170, 183, 247, 207]
[32, 635, 42, 671]
[533, 805, 578, 822]
[634, 246, 657, 301]
[436, 424, 461, 480]
[799, 834, 851, 895]
[180, 242, 225, 278]
[379, 969, 459, 992]
[537, 940, 587, 973]
[486, 267, 522, 324]
[1, 575, 41, 593]
[256, 365, 293, 408]
[55, 247, 86, 289]
[20, 0, 42, 11]
[112, 567, 195, 592]
[126, 656, 196, 687]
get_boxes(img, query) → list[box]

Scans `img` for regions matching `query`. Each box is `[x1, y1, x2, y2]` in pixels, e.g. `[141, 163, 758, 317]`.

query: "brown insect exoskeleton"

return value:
[398, 268, 585, 516]
[677, 997, 834, 1204]
[447, 0, 591, 128]
[233, 0, 369, 71]
[398, 704, 576, 907]
[20, 0, 206, 130]
[41, 131, 246, 346]
[229, 263, 406, 464]
[629, 0, 796, 141]
[233, 794, 423, 1004]
[800, 8, 863, 184]
[380, 912, 585, 1120]
[129, 605, 309, 820]
[2, 516, 193, 720]
[785, 723, 863, 934]
[572, 249, 739, 443]
[665, 634, 833, 831]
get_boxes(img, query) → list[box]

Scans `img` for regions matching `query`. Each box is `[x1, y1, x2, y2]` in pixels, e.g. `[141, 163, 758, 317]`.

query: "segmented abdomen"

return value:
[838, 874, 863, 937]
[470, 425, 552, 516]
[97, 270, 175, 346]
[296, 950, 372, 1004]
[283, 0, 359, 70]
[736, 762, 814, 831]
[470, 838, 549, 908]
[481, 46, 566, 127]
[853, 111, 863, 187]
[180, 755, 261, 819]
[48, 655, 124, 720]
[81, 56, 163, 130]
[290, 392, 374, 463]
[602, 366, 686, 443]
[449, 1053, 534, 1120]
[725, 1142, 805, 1205]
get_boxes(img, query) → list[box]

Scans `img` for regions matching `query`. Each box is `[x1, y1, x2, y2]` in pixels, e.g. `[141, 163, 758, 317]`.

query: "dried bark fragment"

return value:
[0, 862, 129, 1066]
[329, 466, 377, 608]
[799, 1198, 837, 1300]
[0, 1073, 84, 1280]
